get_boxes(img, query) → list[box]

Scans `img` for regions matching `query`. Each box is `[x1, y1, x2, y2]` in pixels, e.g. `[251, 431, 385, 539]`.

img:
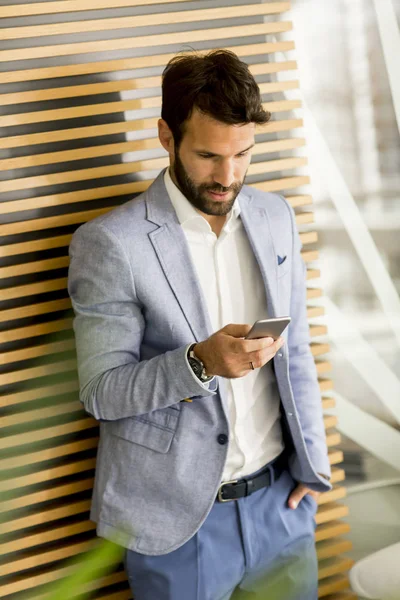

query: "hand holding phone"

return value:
[193, 317, 291, 379]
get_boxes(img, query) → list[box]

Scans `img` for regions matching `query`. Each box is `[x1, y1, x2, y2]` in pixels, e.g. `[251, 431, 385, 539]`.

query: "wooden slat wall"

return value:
[0, 1, 354, 598]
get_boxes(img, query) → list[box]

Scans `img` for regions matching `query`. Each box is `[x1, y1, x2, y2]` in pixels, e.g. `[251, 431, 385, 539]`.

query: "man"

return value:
[68, 49, 331, 600]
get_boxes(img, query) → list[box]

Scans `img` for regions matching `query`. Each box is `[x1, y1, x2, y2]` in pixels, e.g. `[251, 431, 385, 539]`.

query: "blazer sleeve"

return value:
[68, 221, 217, 421]
[286, 202, 331, 479]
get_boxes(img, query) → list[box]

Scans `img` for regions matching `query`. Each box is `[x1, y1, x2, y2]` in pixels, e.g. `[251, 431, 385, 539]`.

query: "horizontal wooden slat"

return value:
[307, 289, 323, 299]
[0, 21, 293, 63]
[0, 298, 72, 324]
[1, 3, 291, 41]
[330, 468, 345, 484]
[0, 141, 165, 172]
[328, 450, 344, 466]
[315, 520, 351, 543]
[1, 399, 82, 429]
[317, 538, 353, 561]
[0, 416, 95, 450]
[318, 575, 351, 598]
[296, 212, 314, 225]
[0, 95, 299, 128]
[0, 41, 295, 85]
[0, 0, 196, 18]
[286, 194, 312, 208]
[317, 486, 347, 506]
[0, 72, 298, 109]
[0, 338, 75, 366]
[1, 318, 73, 344]
[316, 502, 349, 526]
[0, 208, 110, 235]
[0, 565, 126, 600]
[310, 324, 327, 336]
[0, 145, 306, 217]
[0, 520, 94, 561]
[0, 278, 69, 301]
[311, 342, 330, 356]
[316, 360, 331, 374]
[302, 250, 319, 262]
[0, 200, 310, 260]
[0, 499, 91, 535]
[0, 563, 77, 598]
[307, 275, 320, 285]
[323, 415, 338, 429]
[322, 397, 336, 410]
[300, 231, 318, 244]
[308, 306, 325, 318]
[0, 477, 94, 514]
[0, 114, 302, 152]
[318, 557, 354, 581]
[249, 156, 307, 174]
[1, 182, 311, 237]
[37, 585, 131, 600]
[0, 438, 98, 471]
[0, 256, 70, 277]
[0, 380, 79, 409]
[256, 176, 311, 194]
[0, 359, 77, 386]
[1, 128, 301, 173]
[0, 135, 303, 193]
[1, 456, 95, 493]
[0, 538, 96, 577]
[326, 431, 341, 446]
[0, 237, 72, 258]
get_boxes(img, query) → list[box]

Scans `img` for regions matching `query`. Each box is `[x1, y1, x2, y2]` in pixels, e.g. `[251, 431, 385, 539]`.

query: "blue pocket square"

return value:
[277, 255, 287, 266]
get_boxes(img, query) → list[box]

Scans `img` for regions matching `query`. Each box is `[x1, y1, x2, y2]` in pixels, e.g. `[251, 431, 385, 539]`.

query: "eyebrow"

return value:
[194, 143, 255, 157]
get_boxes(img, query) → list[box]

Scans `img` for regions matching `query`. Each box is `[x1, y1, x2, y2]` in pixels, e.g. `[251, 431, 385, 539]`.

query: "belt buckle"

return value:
[217, 479, 238, 503]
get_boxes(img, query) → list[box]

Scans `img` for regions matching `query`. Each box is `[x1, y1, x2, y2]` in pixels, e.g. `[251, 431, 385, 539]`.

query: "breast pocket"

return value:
[276, 252, 291, 278]
[107, 406, 180, 454]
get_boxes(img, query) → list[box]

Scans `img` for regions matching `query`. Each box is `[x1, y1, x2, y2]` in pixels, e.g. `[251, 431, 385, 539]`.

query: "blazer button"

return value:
[217, 434, 228, 445]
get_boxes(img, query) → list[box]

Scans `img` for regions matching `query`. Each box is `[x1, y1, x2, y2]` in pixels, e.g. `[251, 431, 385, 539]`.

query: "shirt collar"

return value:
[164, 167, 241, 233]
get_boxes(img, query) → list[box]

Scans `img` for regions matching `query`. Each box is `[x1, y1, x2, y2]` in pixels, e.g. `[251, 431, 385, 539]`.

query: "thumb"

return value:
[288, 484, 307, 510]
[222, 323, 252, 339]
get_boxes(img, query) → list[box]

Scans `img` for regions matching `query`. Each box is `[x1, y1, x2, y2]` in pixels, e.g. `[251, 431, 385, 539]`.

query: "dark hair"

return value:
[161, 49, 271, 147]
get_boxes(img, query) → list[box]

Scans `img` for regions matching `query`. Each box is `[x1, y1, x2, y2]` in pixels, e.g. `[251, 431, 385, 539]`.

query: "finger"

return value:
[247, 338, 284, 367]
[288, 484, 308, 510]
[243, 336, 275, 352]
[222, 323, 253, 339]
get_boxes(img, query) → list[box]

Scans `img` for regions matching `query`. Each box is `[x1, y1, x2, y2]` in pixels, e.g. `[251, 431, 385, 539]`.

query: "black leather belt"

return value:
[216, 452, 287, 503]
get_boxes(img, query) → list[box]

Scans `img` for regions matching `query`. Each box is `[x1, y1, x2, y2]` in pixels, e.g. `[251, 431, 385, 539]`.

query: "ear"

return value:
[158, 119, 175, 156]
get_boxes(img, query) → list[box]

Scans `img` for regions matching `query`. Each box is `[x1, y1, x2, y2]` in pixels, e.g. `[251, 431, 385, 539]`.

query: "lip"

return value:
[207, 190, 230, 199]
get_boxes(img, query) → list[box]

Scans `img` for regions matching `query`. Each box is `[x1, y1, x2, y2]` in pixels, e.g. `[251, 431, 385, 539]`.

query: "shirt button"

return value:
[277, 352, 283, 357]
[217, 434, 228, 445]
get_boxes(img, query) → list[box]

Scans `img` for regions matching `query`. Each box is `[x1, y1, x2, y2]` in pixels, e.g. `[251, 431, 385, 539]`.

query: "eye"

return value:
[198, 153, 214, 159]
[236, 152, 249, 158]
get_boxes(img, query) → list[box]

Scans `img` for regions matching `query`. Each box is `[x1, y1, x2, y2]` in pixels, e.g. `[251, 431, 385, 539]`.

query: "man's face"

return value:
[170, 110, 255, 217]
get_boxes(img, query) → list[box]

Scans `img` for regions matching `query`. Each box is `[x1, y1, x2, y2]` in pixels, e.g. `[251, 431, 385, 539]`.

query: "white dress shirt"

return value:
[164, 168, 284, 481]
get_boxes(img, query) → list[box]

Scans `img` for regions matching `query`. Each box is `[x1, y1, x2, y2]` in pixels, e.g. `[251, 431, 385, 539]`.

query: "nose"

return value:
[213, 159, 235, 189]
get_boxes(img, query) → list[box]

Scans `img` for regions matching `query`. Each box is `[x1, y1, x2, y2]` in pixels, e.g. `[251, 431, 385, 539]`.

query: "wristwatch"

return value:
[187, 343, 213, 383]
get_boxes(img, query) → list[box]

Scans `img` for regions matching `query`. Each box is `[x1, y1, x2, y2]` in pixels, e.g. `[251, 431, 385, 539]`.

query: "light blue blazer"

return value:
[68, 170, 332, 555]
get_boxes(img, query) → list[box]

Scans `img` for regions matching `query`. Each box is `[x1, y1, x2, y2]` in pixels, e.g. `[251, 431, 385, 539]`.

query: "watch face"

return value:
[189, 357, 203, 378]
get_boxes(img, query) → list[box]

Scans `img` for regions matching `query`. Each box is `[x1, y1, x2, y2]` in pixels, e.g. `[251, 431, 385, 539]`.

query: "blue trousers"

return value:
[124, 465, 318, 600]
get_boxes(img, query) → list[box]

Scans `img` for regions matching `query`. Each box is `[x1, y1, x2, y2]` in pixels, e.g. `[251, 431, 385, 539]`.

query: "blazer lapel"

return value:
[239, 194, 279, 318]
[145, 171, 213, 342]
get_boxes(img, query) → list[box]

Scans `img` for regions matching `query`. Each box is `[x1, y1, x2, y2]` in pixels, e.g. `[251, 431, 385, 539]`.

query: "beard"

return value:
[172, 150, 245, 217]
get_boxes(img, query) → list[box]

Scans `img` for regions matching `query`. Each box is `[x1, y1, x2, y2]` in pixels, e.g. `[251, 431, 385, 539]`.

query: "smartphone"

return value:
[245, 316, 291, 340]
